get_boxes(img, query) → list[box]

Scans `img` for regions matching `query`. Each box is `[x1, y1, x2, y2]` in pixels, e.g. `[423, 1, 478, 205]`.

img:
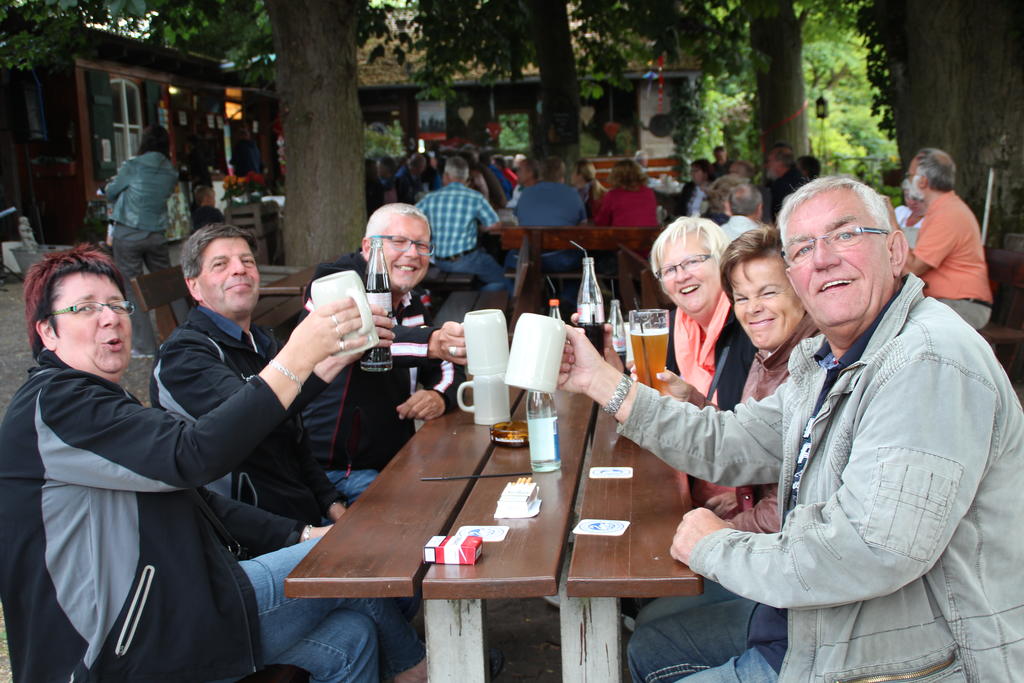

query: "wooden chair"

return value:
[617, 246, 669, 310]
[130, 265, 192, 343]
[979, 247, 1024, 380]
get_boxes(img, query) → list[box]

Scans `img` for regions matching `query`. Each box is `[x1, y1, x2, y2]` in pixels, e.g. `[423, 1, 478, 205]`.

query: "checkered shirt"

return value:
[416, 183, 499, 258]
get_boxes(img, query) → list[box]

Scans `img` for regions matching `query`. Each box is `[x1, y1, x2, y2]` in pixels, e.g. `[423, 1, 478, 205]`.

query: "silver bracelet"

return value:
[269, 359, 303, 390]
[602, 375, 634, 415]
[300, 525, 313, 542]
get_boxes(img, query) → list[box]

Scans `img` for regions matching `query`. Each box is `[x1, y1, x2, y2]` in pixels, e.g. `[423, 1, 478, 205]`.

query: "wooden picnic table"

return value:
[284, 374, 701, 681]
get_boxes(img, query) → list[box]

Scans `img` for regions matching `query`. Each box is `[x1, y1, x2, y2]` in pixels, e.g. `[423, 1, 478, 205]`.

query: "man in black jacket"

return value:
[302, 203, 468, 502]
[152, 224, 368, 532]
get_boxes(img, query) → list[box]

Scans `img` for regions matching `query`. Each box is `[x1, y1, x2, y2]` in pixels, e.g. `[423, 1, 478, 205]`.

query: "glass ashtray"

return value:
[490, 420, 529, 447]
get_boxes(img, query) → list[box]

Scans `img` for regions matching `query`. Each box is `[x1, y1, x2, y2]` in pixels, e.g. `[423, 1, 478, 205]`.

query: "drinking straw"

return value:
[569, 240, 588, 258]
[421, 471, 533, 481]
[638, 314, 652, 385]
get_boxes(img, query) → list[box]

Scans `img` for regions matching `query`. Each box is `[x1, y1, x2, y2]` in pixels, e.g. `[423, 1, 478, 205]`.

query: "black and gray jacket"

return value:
[152, 307, 343, 518]
[300, 252, 465, 473]
[0, 351, 301, 682]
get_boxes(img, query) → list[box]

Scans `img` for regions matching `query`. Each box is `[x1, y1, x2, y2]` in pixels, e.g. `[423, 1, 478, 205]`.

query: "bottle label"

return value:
[366, 291, 393, 315]
[612, 334, 627, 353]
[576, 302, 605, 324]
[527, 416, 560, 464]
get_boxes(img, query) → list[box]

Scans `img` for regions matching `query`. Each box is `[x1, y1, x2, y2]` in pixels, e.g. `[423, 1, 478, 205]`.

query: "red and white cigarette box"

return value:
[423, 534, 483, 565]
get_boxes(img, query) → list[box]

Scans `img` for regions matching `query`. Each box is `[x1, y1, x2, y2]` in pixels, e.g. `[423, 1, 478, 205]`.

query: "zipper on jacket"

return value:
[837, 653, 956, 683]
[114, 564, 155, 656]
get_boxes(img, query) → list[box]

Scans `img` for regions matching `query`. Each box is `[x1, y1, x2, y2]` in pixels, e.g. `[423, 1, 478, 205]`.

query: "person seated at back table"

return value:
[152, 224, 392, 529]
[416, 156, 509, 292]
[191, 185, 224, 233]
[301, 203, 468, 502]
[596, 159, 658, 227]
[0, 245, 427, 682]
[508, 156, 589, 298]
[559, 176, 1024, 681]
[633, 225, 818, 627]
[572, 159, 608, 220]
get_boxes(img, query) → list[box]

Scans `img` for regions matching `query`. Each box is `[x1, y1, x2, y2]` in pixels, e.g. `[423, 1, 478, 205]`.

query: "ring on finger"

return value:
[331, 314, 340, 327]
[448, 345, 459, 356]
[339, 338, 347, 352]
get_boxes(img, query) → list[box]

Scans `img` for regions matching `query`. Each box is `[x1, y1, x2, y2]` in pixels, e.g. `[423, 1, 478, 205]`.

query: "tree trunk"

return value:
[749, 0, 809, 159]
[264, 0, 364, 265]
[872, 0, 1024, 244]
[526, 0, 580, 171]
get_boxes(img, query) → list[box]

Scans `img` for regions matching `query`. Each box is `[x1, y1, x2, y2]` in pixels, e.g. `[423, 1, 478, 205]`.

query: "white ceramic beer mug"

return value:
[456, 374, 511, 425]
[504, 313, 567, 393]
[462, 309, 509, 376]
[309, 271, 377, 356]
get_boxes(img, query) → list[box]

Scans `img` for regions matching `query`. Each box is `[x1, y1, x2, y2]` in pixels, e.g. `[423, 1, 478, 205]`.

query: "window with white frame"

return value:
[110, 78, 143, 168]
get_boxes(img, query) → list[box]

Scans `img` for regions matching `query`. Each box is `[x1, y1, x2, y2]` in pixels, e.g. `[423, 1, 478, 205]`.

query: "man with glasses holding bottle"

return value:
[301, 203, 467, 502]
[557, 176, 1023, 681]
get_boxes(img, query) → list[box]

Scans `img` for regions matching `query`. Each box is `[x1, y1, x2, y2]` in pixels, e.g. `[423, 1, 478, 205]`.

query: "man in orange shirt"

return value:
[904, 147, 992, 328]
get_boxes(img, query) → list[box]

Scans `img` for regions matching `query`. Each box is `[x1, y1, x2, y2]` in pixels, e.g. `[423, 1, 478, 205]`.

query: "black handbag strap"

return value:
[188, 488, 248, 560]
[706, 343, 731, 402]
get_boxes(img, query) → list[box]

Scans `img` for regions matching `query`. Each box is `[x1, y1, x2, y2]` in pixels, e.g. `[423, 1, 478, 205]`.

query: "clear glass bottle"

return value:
[576, 256, 605, 352]
[609, 299, 627, 364]
[526, 390, 560, 473]
[361, 236, 393, 372]
[548, 298, 563, 321]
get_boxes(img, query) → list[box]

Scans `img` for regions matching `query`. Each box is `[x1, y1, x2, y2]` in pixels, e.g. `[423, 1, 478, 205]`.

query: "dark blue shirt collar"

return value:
[813, 288, 901, 371]
[196, 306, 268, 355]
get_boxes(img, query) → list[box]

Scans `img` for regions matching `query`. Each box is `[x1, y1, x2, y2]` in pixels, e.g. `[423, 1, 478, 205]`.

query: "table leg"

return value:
[425, 598, 489, 682]
[560, 591, 622, 682]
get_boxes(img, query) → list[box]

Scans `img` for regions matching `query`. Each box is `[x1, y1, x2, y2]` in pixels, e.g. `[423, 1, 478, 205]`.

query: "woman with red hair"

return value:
[1, 246, 427, 683]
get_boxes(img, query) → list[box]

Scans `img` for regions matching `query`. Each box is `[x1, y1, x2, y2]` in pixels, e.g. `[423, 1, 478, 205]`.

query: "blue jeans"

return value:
[635, 580, 747, 628]
[435, 248, 511, 292]
[326, 468, 379, 504]
[239, 539, 425, 682]
[628, 597, 775, 682]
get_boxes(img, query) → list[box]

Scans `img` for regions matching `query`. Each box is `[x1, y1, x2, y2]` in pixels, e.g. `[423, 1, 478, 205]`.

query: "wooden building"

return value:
[0, 30, 279, 246]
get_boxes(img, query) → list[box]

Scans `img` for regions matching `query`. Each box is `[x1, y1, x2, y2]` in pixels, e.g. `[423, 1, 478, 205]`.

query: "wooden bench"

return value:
[586, 156, 680, 184]
[434, 289, 509, 327]
[563, 410, 702, 681]
[980, 247, 1024, 380]
[617, 245, 669, 311]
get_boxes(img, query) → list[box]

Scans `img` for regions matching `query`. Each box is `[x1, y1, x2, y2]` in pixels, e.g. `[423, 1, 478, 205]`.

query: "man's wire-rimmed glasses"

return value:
[371, 234, 434, 256]
[782, 226, 890, 267]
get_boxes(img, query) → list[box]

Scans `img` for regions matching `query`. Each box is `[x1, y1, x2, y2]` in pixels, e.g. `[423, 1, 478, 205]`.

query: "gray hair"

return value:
[518, 157, 540, 180]
[650, 217, 731, 275]
[913, 147, 955, 192]
[776, 175, 891, 243]
[728, 182, 762, 217]
[181, 223, 257, 279]
[365, 203, 431, 238]
[444, 155, 469, 182]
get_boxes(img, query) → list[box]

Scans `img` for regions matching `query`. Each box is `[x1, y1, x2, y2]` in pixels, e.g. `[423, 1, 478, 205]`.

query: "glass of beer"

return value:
[628, 309, 669, 394]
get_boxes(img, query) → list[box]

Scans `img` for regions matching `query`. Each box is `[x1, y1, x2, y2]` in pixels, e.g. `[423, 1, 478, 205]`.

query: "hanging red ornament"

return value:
[485, 122, 502, 140]
[603, 121, 621, 140]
